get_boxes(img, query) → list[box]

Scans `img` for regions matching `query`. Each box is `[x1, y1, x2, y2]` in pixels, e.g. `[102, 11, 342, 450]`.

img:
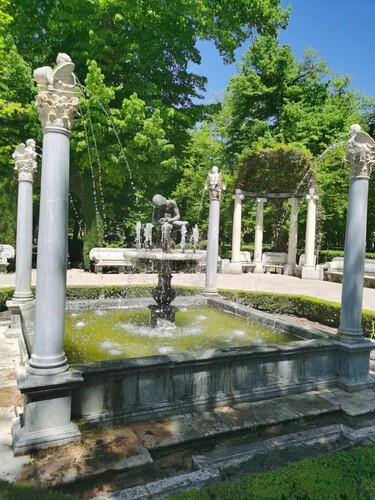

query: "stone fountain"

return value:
[127, 194, 206, 326]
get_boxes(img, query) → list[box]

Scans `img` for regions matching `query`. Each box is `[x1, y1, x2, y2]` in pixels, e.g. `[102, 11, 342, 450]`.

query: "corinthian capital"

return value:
[33, 53, 81, 130]
[346, 124, 375, 178]
[12, 139, 38, 182]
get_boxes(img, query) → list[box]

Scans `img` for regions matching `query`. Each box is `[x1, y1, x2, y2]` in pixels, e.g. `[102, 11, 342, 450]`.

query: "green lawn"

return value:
[171, 443, 375, 499]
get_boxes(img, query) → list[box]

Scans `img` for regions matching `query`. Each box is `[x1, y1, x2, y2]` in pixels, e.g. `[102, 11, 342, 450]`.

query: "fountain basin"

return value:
[68, 296, 348, 426]
[125, 249, 206, 273]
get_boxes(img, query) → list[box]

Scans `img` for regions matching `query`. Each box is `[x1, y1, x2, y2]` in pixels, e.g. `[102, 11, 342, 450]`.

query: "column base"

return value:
[13, 367, 83, 455]
[336, 338, 375, 392]
[283, 264, 297, 276]
[202, 288, 219, 297]
[13, 415, 81, 456]
[253, 262, 264, 274]
[301, 266, 323, 280]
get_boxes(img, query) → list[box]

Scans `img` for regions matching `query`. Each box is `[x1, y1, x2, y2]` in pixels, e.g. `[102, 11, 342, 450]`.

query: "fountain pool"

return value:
[65, 299, 298, 363]
[66, 296, 344, 426]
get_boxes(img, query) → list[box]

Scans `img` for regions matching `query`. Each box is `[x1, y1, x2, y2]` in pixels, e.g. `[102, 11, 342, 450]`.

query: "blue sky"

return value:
[192, 0, 374, 102]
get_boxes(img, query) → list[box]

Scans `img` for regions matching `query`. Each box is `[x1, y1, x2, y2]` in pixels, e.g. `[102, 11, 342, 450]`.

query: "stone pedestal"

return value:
[230, 190, 245, 273]
[338, 125, 375, 342]
[253, 198, 266, 274]
[203, 167, 225, 295]
[13, 368, 83, 455]
[7, 141, 37, 338]
[301, 188, 320, 280]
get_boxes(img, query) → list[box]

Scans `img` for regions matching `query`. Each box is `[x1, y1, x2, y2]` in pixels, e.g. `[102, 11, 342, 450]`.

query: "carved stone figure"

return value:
[151, 194, 188, 252]
[33, 53, 81, 130]
[205, 165, 226, 199]
[346, 124, 375, 177]
[12, 139, 38, 181]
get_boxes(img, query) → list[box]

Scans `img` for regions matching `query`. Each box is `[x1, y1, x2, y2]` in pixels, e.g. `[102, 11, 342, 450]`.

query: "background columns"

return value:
[229, 189, 245, 274]
[203, 166, 225, 295]
[301, 188, 321, 280]
[284, 197, 300, 276]
[253, 198, 266, 273]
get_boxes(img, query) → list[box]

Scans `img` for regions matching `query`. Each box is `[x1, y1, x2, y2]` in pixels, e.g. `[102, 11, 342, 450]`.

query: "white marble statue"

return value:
[34, 52, 76, 94]
[346, 124, 375, 177]
[12, 139, 38, 181]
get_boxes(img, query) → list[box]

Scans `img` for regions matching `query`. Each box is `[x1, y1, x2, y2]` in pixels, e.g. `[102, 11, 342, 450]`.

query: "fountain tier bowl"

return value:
[67, 296, 340, 427]
[126, 249, 206, 273]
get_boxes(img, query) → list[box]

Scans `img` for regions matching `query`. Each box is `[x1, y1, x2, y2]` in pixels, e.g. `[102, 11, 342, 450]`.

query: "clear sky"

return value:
[192, 0, 374, 102]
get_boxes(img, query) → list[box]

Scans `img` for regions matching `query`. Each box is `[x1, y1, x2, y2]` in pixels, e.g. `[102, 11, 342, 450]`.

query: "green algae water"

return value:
[64, 305, 297, 363]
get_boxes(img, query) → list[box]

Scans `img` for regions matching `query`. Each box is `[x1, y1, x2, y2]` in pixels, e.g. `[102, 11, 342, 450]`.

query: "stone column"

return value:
[253, 198, 266, 274]
[301, 188, 321, 280]
[13, 53, 83, 455]
[284, 197, 300, 276]
[338, 125, 375, 341]
[336, 125, 375, 390]
[6, 141, 37, 341]
[229, 189, 245, 274]
[203, 166, 226, 295]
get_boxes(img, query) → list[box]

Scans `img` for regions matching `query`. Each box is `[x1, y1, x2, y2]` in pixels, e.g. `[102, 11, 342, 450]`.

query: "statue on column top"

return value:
[346, 124, 375, 177]
[33, 53, 81, 130]
[12, 139, 38, 181]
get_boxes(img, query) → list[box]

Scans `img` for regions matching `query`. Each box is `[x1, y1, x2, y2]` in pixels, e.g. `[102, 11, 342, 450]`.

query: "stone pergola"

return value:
[229, 189, 321, 278]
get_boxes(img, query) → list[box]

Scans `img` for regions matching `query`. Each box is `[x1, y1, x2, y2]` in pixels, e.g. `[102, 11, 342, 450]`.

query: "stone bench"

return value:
[0, 244, 15, 273]
[325, 257, 375, 288]
[262, 252, 288, 274]
[89, 247, 134, 274]
[239, 250, 255, 273]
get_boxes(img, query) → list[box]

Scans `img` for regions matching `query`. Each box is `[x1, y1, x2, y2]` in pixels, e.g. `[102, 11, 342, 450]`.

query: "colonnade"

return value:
[230, 189, 321, 279]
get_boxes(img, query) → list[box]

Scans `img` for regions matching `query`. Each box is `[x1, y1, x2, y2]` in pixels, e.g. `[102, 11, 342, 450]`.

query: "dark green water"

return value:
[64, 305, 297, 363]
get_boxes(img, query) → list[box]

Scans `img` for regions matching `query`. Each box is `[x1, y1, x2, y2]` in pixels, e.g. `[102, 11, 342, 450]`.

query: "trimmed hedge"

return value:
[219, 289, 375, 338]
[1, 285, 374, 338]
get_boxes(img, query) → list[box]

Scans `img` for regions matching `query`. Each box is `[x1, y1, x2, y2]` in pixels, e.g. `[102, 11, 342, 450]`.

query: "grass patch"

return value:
[172, 443, 375, 499]
[0, 479, 73, 499]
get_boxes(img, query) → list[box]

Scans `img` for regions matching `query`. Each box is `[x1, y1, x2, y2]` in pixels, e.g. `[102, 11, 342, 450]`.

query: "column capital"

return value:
[288, 196, 301, 206]
[34, 53, 81, 131]
[345, 124, 375, 178]
[232, 192, 245, 201]
[12, 140, 38, 182]
[205, 166, 226, 200]
[305, 188, 319, 203]
[256, 197, 267, 204]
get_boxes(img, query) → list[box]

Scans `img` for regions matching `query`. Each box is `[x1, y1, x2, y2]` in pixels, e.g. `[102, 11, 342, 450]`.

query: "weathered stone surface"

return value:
[16, 426, 152, 487]
[132, 415, 202, 450]
[317, 388, 375, 417]
[185, 410, 230, 437]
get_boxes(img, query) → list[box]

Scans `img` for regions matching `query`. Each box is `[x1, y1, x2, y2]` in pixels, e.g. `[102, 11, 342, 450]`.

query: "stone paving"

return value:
[0, 269, 375, 496]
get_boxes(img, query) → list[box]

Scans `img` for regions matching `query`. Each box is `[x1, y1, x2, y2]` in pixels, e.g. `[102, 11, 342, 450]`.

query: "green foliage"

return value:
[220, 289, 375, 337]
[172, 444, 375, 499]
[223, 35, 373, 159]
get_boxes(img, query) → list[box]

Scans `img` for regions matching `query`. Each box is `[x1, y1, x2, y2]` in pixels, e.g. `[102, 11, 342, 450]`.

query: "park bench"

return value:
[89, 247, 134, 274]
[0, 244, 15, 273]
[262, 252, 288, 274]
[325, 257, 375, 288]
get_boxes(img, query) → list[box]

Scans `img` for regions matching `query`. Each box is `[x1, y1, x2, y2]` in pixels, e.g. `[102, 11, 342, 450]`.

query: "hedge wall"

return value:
[219, 289, 375, 339]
